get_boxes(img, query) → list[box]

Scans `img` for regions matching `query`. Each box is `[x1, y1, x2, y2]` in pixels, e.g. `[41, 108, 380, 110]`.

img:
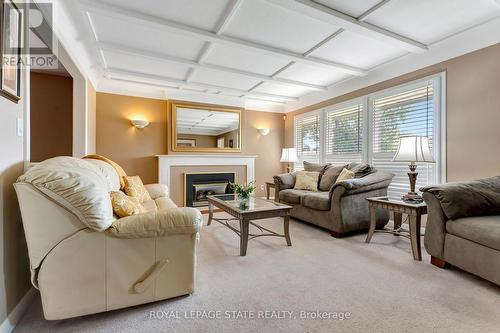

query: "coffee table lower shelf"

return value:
[207, 195, 292, 256]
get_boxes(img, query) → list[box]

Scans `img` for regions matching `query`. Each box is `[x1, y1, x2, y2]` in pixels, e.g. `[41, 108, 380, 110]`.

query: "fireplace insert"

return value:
[184, 172, 235, 207]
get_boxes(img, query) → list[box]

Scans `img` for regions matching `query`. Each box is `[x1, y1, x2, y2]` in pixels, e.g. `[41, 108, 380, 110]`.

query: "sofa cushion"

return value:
[84, 159, 121, 192]
[319, 165, 346, 191]
[446, 216, 500, 251]
[279, 189, 310, 204]
[142, 199, 158, 212]
[304, 161, 329, 187]
[347, 162, 375, 178]
[83, 154, 128, 189]
[302, 192, 331, 211]
[294, 171, 320, 191]
[17, 157, 114, 231]
[155, 197, 178, 211]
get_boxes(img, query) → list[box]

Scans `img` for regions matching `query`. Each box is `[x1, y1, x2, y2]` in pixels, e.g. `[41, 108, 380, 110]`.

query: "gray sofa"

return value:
[422, 177, 500, 285]
[274, 163, 394, 237]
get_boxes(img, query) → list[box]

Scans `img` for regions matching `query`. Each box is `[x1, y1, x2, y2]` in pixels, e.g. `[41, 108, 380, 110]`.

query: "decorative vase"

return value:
[236, 194, 250, 209]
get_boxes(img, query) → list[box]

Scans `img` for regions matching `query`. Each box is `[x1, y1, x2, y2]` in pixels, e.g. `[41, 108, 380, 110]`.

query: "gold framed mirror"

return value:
[170, 101, 242, 153]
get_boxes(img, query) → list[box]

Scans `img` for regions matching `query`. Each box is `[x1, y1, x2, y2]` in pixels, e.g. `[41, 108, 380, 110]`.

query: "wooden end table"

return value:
[265, 181, 275, 200]
[207, 194, 292, 256]
[366, 197, 427, 261]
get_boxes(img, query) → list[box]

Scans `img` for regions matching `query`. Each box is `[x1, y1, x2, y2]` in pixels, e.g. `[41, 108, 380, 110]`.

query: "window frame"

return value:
[293, 72, 447, 185]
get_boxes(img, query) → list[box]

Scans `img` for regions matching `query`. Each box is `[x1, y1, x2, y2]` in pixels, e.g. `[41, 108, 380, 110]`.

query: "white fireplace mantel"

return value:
[157, 154, 257, 190]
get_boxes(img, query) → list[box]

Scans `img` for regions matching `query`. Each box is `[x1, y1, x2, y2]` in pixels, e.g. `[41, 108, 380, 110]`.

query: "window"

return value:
[371, 82, 436, 198]
[325, 102, 363, 165]
[294, 111, 320, 170]
[293, 74, 445, 196]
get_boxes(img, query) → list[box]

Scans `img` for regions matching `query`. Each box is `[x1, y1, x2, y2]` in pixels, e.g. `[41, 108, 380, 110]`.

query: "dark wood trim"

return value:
[430, 256, 450, 268]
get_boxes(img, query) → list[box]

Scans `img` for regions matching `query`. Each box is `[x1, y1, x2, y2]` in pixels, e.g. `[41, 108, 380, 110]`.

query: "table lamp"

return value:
[392, 136, 435, 202]
[280, 148, 298, 173]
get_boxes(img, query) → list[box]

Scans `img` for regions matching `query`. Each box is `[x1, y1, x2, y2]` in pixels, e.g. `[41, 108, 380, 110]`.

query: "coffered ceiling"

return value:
[55, 0, 500, 111]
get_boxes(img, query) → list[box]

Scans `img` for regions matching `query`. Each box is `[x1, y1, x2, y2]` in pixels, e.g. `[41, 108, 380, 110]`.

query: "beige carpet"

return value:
[14, 214, 500, 333]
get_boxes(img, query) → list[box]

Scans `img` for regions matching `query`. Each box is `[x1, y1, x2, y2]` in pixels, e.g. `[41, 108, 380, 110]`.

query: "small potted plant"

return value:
[231, 181, 256, 208]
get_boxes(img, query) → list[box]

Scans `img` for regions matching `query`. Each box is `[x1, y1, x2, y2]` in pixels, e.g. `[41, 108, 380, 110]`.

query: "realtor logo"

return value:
[2, 1, 58, 70]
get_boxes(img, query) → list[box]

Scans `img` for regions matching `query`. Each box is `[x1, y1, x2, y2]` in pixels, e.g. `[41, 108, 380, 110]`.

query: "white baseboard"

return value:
[0, 288, 37, 333]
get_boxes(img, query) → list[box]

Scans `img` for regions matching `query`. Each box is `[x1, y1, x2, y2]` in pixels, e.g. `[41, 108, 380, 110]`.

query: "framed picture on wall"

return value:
[177, 139, 196, 147]
[0, 0, 22, 103]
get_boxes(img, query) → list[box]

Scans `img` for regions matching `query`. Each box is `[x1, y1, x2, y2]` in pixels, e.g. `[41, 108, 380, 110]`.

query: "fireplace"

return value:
[184, 172, 235, 207]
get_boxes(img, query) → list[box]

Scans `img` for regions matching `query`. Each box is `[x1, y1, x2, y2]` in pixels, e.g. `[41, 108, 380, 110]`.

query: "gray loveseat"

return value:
[274, 163, 394, 237]
[422, 177, 500, 285]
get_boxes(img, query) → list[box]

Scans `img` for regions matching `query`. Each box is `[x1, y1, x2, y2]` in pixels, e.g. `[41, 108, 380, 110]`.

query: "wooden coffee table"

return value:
[207, 194, 293, 256]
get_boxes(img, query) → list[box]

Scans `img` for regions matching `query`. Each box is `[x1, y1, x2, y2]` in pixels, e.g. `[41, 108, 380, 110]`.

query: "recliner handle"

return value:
[133, 258, 169, 294]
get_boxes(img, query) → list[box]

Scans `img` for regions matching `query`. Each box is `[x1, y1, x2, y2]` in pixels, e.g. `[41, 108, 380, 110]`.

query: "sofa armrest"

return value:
[422, 192, 448, 259]
[330, 171, 394, 196]
[107, 207, 202, 239]
[144, 183, 169, 199]
[273, 173, 296, 190]
[420, 176, 500, 220]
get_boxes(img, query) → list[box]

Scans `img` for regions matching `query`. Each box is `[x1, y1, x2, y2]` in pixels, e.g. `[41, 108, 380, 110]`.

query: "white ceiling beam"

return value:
[265, 0, 428, 53]
[357, 0, 392, 21]
[187, 0, 244, 82]
[79, 0, 367, 76]
[110, 77, 286, 104]
[105, 68, 299, 102]
[99, 42, 327, 91]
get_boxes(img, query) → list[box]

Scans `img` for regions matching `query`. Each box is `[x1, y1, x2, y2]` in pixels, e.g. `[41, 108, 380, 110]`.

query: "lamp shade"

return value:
[280, 148, 298, 163]
[392, 136, 435, 163]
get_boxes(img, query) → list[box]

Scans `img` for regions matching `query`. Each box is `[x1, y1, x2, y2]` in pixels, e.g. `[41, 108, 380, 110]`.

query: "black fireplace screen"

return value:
[185, 173, 235, 207]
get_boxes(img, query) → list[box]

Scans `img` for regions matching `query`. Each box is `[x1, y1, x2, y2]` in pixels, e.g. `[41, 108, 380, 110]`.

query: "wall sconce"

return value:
[258, 128, 270, 136]
[131, 119, 149, 129]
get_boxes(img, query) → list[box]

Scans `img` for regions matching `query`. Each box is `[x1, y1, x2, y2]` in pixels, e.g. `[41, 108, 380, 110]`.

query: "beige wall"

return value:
[0, 1, 31, 323]
[30, 72, 73, 162]
[285, 43, 500, 182]
[96, 93, 285, 199]
[96, 93, 168, 184]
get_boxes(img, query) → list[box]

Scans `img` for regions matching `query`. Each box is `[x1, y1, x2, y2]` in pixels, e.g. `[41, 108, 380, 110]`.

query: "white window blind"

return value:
[294, 112, 320, 170]
[371, 82, 436, 198]
[325, 103, 363, 166]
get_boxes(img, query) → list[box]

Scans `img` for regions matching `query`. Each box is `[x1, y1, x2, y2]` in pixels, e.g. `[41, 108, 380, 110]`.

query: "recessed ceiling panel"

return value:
[203, 44, 291, 76]
[276, 63, 350, 86]
[314, 0, 382, 18]
[89, 13, 205, 60]
[103, 51, 190, 80]
[365, 0, 500, 44]
[99, 0, 231, 31]
[224, 0, 340, 54]
[252, 82, 310, 98]
[190, 69, 261, 91]
[310, 31, 407, 69]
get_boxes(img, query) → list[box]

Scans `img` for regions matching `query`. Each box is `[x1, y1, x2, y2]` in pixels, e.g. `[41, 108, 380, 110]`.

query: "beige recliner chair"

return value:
[14, 156, 202, 320]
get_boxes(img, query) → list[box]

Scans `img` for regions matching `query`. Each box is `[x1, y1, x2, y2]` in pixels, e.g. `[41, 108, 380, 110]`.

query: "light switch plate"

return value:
[17, 118, 23, 137]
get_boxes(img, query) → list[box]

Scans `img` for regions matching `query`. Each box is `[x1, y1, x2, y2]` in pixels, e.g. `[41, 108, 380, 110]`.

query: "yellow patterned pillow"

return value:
[110, 191, 146, 218]
[123, 176, 152, 203]
[335, 168, 355, 183]
[294, 171, 320, 191]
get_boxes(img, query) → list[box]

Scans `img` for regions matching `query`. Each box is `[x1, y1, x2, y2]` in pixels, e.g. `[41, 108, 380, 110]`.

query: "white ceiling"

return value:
[58, 0, 500, 111]
[176, 108, 239, 136]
